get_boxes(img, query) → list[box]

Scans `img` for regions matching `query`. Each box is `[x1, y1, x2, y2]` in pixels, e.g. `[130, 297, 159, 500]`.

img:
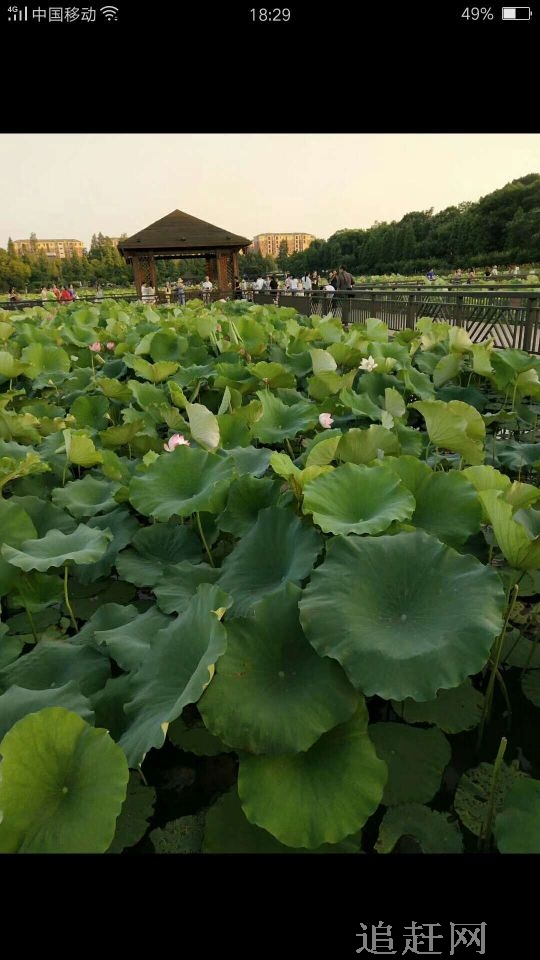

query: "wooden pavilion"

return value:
[118, 210, 252, 298]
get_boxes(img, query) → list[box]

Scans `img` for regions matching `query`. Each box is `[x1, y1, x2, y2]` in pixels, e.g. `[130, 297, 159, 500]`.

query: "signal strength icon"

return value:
[100, 5, 118, 18]
[7, 6, 28, 20]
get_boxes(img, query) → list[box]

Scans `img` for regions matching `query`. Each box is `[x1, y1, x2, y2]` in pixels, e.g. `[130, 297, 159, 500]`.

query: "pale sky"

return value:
[2, 134, 539, 250]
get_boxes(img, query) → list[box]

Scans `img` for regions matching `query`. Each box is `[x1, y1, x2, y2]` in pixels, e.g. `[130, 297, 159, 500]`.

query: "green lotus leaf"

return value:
[384, 387, 406, 419]
[218, 505, 322, 617]
[91, 675, 132, 742]
[0, 640, 110, 696]
[302, 462, 415, 536]
[505, 482, 540, 511]
[400, 365, 435, 399]
[338, 389, 382, 420]
[10, 571, 64, 612]
[410, 471, 482, 547]
[0, 682, 94, 741]
[204, 788, 362, 854]
[94, 605, 170, 672]
[369, 723, 451, 805]
[119, 584, 229, 767]
[522, 670, 540, 708]
[62, 428, 103, 467]
[8, 496, 77, 536]
[392, 679, 484, 734]
[0, 451, 50, 495]
[304, 434, 341, 468]
[21, 343, 71, 378]
[495, 441, 540, 472]
[217, 476, 279, 536]
[336, 426, 400, 465]
[107, 773, 156, 853]
[0, 707, 128, 853]
[238, 703, 386, 849]
[153, 562, 220, 615]
[433, 352, 462, 388]
[462, 464, 510, 497]
[0, 350, 28, 379]
[200, 583, 357, 755]
[0, 499, 38, 595]
[129, 446, 235, 521]
[151, 330, 187, 362]
[250, 391, 318, 443]
[308, 371, 349, 400]
[75, 507, 140, 585]
[69, 394, 109, 430]
[150, 813, 205, 854]
[383, 455, 432, 498]
[248, 361, 295, 388]
[455, 762, 527, 838]
[167, 717, 233, 756]
[410, 399, 485, 465]
[0, 633, 25, 670]
[51, 476, 120, 519]
[73, 602, 139, 651]
[127, 380, 166, 409]
[480, 490, 540, 570]
[1, 523, 112, 572]
[299, 530, 505, 702]
[309, 348, 338, 374]
[185, 401, 220, 452]
[221, 445, 272, 477]
[376, 803, 463, 854]
[495, 778, 540, 853]
[97, 377, 132, 403]
[116, 524, 201, 587]
[470, 343, 494, 376]
[99, 419, 147, 450]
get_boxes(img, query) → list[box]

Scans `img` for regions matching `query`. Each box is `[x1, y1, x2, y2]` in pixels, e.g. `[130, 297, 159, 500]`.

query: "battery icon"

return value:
[502, 6, 532, 17]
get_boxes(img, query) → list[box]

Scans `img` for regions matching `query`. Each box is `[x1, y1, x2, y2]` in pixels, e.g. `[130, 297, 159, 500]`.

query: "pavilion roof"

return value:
[118, 210, 251, 253]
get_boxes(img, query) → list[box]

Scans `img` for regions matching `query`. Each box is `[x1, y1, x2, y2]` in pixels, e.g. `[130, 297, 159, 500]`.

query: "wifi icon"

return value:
[100, 5, 119, 19]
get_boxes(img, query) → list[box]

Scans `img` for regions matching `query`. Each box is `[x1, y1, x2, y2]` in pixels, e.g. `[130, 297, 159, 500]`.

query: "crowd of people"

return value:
[427, 265, 521, 282]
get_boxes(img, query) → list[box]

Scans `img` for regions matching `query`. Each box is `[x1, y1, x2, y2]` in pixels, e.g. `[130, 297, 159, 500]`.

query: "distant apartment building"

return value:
[249, 233, 316, 259]
[12, 238, 85, 259]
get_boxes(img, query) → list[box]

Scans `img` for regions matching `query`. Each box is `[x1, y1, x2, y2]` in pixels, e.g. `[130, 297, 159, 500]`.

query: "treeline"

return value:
[0, 233, 205, 293]
[283, 173, 540, 277]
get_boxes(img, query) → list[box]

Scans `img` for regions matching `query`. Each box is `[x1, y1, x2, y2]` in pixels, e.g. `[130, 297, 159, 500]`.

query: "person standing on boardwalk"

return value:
[201, 276, 213, 304]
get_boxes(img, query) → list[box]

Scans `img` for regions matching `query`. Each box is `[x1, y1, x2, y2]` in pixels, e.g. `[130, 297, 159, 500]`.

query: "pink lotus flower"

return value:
[163, 433, 190, 451]
[319, 413, 334, 429]
[90, 342, 102, 352]
[106, 341, 115, 350]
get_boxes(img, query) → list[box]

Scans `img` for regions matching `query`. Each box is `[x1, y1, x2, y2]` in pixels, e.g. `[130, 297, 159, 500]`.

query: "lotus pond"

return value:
[0, 297, 539, 854]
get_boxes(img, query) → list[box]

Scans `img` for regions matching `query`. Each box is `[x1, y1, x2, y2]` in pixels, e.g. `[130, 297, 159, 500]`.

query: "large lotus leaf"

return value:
[383, 455, 432, 497]
[392, 679, 484, 734]
[410, 400, 485, 465]
[299, 530, 505, 702]
[167, 717, 233, 756]
[73, 603, 139, 651]
[480, 490, 540, 570]
[432, 352, 462, 388]
[0, 633, 25, 670]
[0, 350, 28, 379]
[0, 451, 50, 496]
[153, 562, 220, 615]
[107, 773, 156, 853]
[185, 401, 220, 452]
[376, 803, 463, 854]
[238, 703, 386, 849]
[308, 371, 350, 400]
[400, 366, 435, 400]
[216, 476, 280, 536]
[222, 445, 272, 477]
[129, 446, 234, 521]
[336, 426, 399, 465]
[250, 391, 318, 443]
[0, 640, 110, 696]
[199, 584, 357, 755]
[218, 506, 322, 617]
[494, 778, 540, 853]
[309, 348, 337, 374]
[462, 465, 510, 498]
[127, 381, 166, 411]
[455, 762, 527, 838]
[0, 682, 94, 741]
[338, 389, 383, 420]
[119, 584, 229, 767]
[522, 670, 540, 708]
[116, 524, 201, 588]
[91, 675, 132, 743]
[302, 462, 415, 536]
[369, 723, 451, 805]
[247, 361, 295, 389]
[74, 508, 140, 585]
[150, 330, 187, 362]
[51, 476, 120, 519]
[69, 394, 109, 431]
[21, 343, 71, 378]
[1, 523, 112, 572]
[204, 788, 361, 854]
[8, 496, 77, 536]
[495, 441, 540, 472]
[304, 433, 341, 468]
[62, 428, 103, 468]
[410, 471, 482, 547]
[94, 605, 170, 672]
[0, 707, 128, 853]
[99, 419, 146, 449]
[0, 499, 38, 595]
[10, 571, 63, 612]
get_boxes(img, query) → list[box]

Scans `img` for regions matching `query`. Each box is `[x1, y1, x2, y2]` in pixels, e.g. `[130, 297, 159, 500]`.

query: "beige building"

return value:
[249, 232, 316, 259]
[13, 238, 85, 259]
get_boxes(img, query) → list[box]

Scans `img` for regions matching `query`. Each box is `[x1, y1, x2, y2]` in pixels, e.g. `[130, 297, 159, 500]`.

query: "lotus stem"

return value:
[196, 512, 215, 568]
[64, 564, 78, 632]
[285, 438, 295, 459]
[477, 583, 519, 749]
[23, 602, 38, 643]
[479, 736, 507, 852]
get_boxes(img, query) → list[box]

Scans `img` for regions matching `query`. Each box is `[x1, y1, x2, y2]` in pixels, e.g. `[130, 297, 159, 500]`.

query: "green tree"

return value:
[276, 240, 290, 271]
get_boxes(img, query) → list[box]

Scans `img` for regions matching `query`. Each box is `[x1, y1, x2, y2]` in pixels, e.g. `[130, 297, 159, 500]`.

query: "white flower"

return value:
[359, 355, 378, 372]
[318, 413, 334, 429]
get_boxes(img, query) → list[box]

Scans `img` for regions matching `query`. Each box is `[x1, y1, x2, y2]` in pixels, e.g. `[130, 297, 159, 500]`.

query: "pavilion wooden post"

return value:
[216, 252, 231, 294]
[132, 254, 157, 298]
